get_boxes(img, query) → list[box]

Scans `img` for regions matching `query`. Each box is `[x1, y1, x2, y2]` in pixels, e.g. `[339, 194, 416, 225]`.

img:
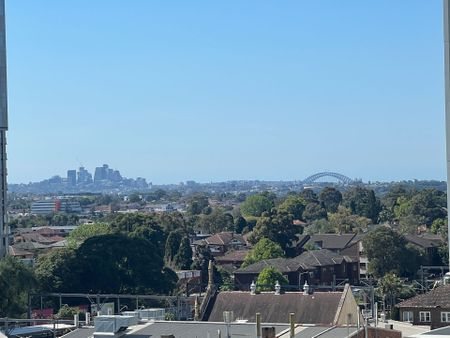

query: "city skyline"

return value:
[5, 1, 445, 184]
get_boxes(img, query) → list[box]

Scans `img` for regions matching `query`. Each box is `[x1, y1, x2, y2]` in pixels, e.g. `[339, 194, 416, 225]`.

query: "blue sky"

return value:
[5, 1, 445, 184]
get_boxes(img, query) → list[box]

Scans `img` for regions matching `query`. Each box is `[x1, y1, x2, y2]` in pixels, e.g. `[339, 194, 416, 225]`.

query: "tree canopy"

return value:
[240, 194, 274, 217]
[256, 267, 288, 291]
[0, 257, 36, 317]
[242, 238, 284, 267]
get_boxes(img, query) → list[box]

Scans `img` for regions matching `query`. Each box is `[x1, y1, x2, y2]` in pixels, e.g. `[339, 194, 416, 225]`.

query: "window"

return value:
[402, 311, 413, 323]
[419, 311, 431, 322]
[441, 312, 450, 322]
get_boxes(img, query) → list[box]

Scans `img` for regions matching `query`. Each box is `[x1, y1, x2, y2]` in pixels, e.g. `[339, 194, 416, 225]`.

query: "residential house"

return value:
[233, 249, 359, 290]
[404, 234, 444, 266]
[397, 283, 450, 329]
[215, 250, 249, 273]
[206, 284, 362, 326]
[193, 232, 247, 256]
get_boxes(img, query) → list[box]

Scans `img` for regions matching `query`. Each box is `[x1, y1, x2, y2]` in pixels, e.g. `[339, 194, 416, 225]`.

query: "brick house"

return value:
[192, 232, 247, 256]
[233, 249, 359, 290]
[396, 284, 450, 329]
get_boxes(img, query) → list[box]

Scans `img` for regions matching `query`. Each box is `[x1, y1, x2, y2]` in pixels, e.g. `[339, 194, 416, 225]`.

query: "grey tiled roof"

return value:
[207, 291, 343, 324]
[235, 249, 355, 274]
[397, 284, 450, 308]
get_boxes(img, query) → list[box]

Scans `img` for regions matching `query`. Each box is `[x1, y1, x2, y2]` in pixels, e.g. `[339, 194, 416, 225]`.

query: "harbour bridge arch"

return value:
[302, 172, 354, 185]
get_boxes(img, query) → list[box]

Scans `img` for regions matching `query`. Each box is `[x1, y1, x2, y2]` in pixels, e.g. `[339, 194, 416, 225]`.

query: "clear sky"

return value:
[5, 0, 445, 184]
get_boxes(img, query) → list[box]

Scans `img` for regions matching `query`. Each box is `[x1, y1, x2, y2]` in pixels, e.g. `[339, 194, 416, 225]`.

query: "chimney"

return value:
[303, 281, 310, 295]
[444, 272, 450, 285]
[207, 260, 214, 289]
[274, 281, 281, 295]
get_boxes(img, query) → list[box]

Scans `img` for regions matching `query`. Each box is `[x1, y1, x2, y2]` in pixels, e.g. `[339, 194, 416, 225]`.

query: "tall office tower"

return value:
[67, 170, 77, 187]
[0, 0, 8, 258]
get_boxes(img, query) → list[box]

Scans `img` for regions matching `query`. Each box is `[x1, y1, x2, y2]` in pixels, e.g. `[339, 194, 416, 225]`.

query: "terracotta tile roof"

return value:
[204, 232, 246, 246]
[208, 291, 343, 324]
[8, 245, 33, 257]
[396, 284, 450, 308]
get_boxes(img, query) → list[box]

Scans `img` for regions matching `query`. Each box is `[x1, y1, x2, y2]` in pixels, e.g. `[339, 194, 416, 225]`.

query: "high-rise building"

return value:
[67, 170, 77, 186]
[0, 0, 8, 258]
[94, 164, 109, 182]
[77, 166, 93, 184]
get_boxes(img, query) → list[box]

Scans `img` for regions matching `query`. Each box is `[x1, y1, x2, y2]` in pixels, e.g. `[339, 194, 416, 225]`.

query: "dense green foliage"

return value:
[0, 257, 36, 317]
[362, 227, 423, 278]
[240, 194, 274, 217]
[242, 238, 284, 267]
[249, 210, 297, 252]
[36, 234, 177, 294]
[319, 187, 342, 213]
[256, 267, 288, 291]
[67, 222, 112, 246]
[342, 187, 380, 223]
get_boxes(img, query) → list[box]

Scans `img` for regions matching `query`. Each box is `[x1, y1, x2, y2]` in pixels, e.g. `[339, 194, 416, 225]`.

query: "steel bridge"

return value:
[303, 171, 354, 185]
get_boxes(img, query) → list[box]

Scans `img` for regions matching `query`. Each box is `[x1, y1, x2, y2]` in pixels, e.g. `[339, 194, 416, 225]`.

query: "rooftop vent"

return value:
[93, 315, 137, 338]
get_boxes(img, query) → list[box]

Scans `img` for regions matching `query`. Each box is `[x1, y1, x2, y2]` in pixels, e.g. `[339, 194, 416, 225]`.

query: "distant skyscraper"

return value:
[0, 0, 8, 258]
[67, 170, 77, 187]
[77, 166, 93, 184]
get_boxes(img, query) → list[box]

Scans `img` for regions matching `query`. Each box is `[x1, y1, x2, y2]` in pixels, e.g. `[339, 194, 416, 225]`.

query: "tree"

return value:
[75, 234, 177, 294]
[242, 238, 284, 267]
[305, 219, 334, 234]
[394, 189, 446, 227]
[277, 196, 307, 220]
[191, 243, 214, 286]
[250, 210, 297, 252]
[234, 216, 248, 234]
[67, 222, 112, 247]
[196, 208, 234, 233]
[173, 236, 193, 270]
[363, 227, 419, 278]
[128, 193, 142, 203]
[164, 230, 183, 267]
[108, 213, 166, 252]
[256, 267, 288, 291]
[377, 273, 404, 318]
[187, 194, 210, 215]
[343, 187, 380, 223]
[240, 194, 274, 217]
[328, 206, 371, 233]
[300, 189, 318, 203]
[319, 187, 342, 213]
[35, 248, 80, 292]
[0, 257, 36, 317]
[302, 202, 327, 222]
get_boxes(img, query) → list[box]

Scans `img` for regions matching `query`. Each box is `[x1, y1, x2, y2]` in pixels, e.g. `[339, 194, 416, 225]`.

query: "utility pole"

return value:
[444, 0, 450, 271]
[0, 0, 8, 258]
